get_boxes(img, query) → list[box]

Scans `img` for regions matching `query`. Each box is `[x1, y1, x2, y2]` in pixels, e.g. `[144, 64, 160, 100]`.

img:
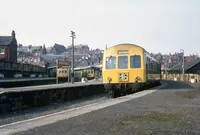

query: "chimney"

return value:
[12, 30, 15, 38]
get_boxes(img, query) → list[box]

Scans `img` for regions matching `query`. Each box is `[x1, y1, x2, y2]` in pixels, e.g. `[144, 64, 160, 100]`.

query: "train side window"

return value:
[152, 61, 155, 72]
[106, 56, 116, 69]
[118, 56, 128, 69]
[147, 58, 150, 70]
[130, 55, 141, 68]
[150, 62, 153, 70]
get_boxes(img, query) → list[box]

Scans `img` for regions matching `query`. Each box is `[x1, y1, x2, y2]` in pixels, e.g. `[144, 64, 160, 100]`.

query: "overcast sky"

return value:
[1, 0, 200, 55]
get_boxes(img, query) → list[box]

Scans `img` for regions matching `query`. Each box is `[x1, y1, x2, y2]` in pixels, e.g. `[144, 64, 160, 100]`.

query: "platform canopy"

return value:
[169, 58, 200, 74]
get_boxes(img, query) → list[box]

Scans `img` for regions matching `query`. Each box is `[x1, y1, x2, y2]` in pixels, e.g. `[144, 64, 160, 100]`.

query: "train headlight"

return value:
[118, 73, 123, 81]
[124, 73, 128, 81]
[135, 76, 140, 82]
[107, 77, 112, 83]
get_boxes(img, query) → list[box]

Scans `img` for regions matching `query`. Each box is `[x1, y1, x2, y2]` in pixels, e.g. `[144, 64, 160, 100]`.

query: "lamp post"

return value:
[180, 49, 184, 81]
[160, 55, 163, 80]
[54, 57, 62, 84]
[56, 59, 58, 84]
[70, 31, 76, 83]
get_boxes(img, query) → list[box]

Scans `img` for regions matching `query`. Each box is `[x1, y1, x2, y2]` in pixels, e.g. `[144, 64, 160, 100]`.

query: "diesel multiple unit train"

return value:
[102, 43, 161, 98]
[48, 66, 99, 82]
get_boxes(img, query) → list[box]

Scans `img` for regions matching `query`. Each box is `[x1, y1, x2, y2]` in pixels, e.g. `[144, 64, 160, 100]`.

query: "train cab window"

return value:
[130, 55, 141, 68]
[106, 56, 116, 69]
[118, 56, 128, 69]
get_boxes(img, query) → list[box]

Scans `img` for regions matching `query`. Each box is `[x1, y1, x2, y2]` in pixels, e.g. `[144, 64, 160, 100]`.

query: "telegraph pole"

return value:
[56, 59, 58, 84]
[160, 55, 163, 80]
[180, 49, 184, 81]
[70, 31, 76, 83]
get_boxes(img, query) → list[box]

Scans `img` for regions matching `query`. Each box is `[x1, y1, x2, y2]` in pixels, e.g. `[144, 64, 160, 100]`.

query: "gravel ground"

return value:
[15, 80, 200, 135]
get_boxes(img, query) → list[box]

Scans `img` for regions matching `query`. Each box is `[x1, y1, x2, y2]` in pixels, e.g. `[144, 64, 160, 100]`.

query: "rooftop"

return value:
[0, 36, 13, 46]
[170, 58, 200, 72]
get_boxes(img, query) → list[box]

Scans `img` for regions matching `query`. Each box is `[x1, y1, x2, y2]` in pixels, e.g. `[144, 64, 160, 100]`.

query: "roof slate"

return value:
[170, 58, 200, 72]
[51, 43, 67, 54]
[0, 36, 13, 46]
[40, 54, 65, 61]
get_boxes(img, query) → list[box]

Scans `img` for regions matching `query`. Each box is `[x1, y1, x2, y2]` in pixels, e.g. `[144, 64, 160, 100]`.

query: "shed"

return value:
[169, 58, 200, 74]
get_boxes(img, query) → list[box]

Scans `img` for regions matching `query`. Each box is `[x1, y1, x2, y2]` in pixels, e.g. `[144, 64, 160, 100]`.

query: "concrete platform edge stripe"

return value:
[0, 83, 167, 134]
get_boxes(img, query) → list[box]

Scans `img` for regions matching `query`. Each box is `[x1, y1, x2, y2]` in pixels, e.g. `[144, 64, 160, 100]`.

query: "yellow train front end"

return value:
[57, 68, 68, 82]
[102, 44, 146, 98]
[86, 69, 95, 80]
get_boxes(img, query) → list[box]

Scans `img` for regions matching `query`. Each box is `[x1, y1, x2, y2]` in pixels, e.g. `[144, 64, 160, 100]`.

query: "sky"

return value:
[0, 0, 200, 55]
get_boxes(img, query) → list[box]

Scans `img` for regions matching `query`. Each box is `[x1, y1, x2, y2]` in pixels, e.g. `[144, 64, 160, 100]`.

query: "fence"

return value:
[162, 73, 200, 83]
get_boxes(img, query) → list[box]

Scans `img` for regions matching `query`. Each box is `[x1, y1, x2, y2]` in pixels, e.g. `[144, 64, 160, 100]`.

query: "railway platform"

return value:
[0, 79, 102, 94]
[0, 78, 56, 88]
[0, 79, 104, 115]
[2, 80, 200, 135]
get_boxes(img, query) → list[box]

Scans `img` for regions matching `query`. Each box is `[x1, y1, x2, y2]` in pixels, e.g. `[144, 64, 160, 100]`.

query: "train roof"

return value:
[47, 64, 102, 70]
[108, 43, 143, 49]
[144, 50, 159, 63]
[74, 65, 102, 71]
[106, 43, 159, 63]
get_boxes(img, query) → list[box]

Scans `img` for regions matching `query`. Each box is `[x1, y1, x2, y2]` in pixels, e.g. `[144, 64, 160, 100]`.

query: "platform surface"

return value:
[0, 79, 102, 94]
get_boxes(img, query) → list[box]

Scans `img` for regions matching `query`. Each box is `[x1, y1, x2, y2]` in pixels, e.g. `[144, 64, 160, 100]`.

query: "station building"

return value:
[168, 58, 200, 74]
[0, 31, 17, 62]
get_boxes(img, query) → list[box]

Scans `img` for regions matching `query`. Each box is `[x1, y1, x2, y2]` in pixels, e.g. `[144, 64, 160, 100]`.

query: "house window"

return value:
[0, 47, 5, 54]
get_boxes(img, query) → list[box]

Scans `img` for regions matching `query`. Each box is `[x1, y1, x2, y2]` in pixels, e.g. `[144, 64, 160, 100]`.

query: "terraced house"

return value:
[0, 30, 17, 62]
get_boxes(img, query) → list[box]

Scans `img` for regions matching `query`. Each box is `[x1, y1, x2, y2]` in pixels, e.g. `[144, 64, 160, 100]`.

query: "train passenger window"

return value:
[130, 55, 141, 68]
[106, 56, 116, 69]
[150, 62, 153, 70]
[118, 56, 128, 69]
